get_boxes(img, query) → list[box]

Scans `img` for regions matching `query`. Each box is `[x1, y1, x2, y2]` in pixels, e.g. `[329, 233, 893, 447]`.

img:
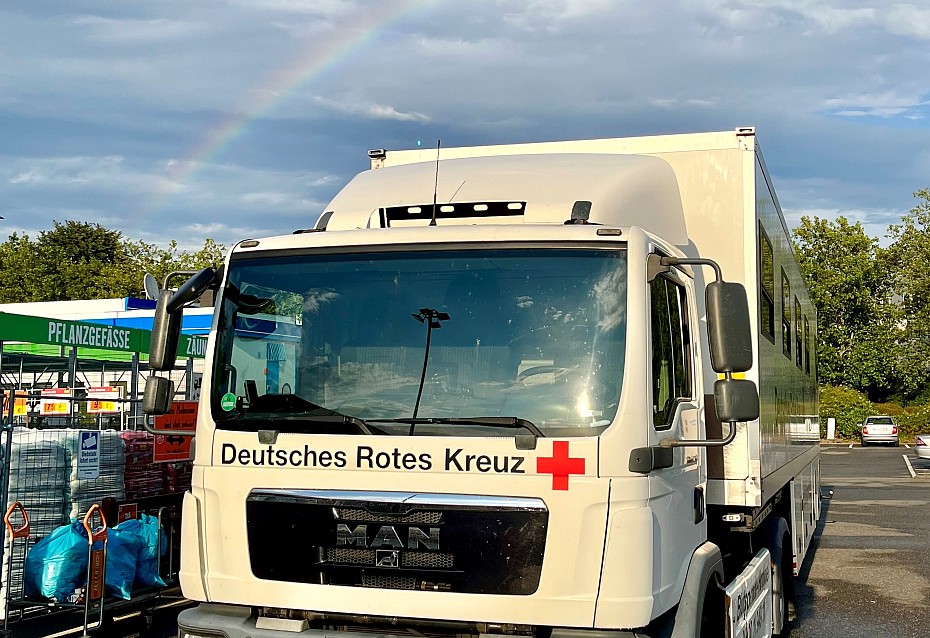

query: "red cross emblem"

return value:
[536, 441, 585, 490]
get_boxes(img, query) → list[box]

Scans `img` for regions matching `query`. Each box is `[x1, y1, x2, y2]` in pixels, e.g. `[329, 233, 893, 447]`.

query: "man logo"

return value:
[336, 524, 440, 550]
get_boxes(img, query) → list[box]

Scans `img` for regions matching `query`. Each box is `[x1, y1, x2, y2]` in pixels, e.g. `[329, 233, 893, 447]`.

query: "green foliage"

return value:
[882, 188, 930, 400]
[0, 221, 226, 303]
[792, 216, 910, 401]
[893, 405, 930, 443]
[819, 385, 873, 439]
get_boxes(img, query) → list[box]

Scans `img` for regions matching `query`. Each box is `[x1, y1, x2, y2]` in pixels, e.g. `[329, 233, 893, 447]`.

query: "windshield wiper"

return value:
[220, 393, 382, 435]
[367, 416, 544, 447]
[222, 413, 385, 436]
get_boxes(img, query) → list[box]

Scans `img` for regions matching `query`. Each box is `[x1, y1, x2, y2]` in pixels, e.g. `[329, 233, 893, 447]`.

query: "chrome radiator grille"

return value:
[246, 490, 548, 595]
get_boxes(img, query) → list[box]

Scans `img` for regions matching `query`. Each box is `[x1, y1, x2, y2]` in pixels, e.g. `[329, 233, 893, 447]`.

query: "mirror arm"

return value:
[659, 370, 746, 448]
[660, 256, 722, 282]
[659, 421, 738, 448]
[140, 413, 195, 438]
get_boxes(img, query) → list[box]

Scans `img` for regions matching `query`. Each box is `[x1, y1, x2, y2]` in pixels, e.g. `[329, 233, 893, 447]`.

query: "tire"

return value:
[771, 545, 795, 635]
[861, 440, 868, 447]
[763, 520, 795, 637]
[699, 576, 725, 638]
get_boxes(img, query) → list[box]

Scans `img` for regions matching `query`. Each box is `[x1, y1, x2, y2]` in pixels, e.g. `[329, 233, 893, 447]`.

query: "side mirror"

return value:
[706, 281, 753, 373]
[148, 267, 217, 371]
[149, 289, 182, 371]
[714, 378, 760, 423]
[142, 376, 174, 415]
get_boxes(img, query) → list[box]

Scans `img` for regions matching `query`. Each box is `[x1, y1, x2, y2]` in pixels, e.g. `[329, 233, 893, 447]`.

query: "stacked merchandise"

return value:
[121, 432, 164, 499]
[1, 429, 69, 616]
[60, 429, 126, 520]
[163, 461, 193, 493]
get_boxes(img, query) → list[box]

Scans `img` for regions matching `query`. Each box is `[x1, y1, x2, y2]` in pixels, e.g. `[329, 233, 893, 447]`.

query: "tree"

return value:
[0, 232, 46, 303]
[126, 238, 226, 296]
[0, 221, 226, 303]
[35, 221, 137, 300]
[792, 216, 905, 401]
[882, 188, 930, 401]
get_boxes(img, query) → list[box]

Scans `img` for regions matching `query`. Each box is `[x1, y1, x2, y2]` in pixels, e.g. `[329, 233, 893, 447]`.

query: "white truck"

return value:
[144, 127, 820, 638]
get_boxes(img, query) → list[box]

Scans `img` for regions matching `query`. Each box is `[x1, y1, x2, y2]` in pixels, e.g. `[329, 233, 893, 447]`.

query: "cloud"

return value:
[822, 90, 929, 118]
[314, 97, 431, 122]
[501, 0, 617, 32]
[72, 15, 207, 43]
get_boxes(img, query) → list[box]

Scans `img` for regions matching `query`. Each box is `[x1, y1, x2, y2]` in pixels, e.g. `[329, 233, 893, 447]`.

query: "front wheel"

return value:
[771, 532, 796, 636]
[699, 576, 725, 638]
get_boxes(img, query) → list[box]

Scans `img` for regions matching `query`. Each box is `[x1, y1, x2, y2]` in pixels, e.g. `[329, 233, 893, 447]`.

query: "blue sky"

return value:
[1, 0, 929, 249]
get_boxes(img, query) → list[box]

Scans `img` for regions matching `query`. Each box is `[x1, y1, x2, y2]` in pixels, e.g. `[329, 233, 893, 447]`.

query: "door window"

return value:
[651, 275, 692, 427]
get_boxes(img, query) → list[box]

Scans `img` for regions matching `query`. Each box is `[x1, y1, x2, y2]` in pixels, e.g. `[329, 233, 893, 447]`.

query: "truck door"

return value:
[648, 267, 706, 600]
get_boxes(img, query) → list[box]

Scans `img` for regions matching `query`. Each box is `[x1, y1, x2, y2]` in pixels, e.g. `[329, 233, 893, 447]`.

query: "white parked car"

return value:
[859, 415, 899, 447]
[915, 434, 930, 458]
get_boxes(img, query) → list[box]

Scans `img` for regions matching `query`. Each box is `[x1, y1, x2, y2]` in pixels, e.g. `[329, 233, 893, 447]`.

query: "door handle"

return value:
[693, 486, 705, 524]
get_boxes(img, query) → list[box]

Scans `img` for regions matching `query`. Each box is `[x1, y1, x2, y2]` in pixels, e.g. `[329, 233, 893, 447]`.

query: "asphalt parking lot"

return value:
[790, 443, 930, 638]
[907, 450, 930, 476]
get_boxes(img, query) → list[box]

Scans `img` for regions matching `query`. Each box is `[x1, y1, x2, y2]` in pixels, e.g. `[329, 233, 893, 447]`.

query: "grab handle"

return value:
[82, 504, 108, 543]
[4, 502, 29, 540]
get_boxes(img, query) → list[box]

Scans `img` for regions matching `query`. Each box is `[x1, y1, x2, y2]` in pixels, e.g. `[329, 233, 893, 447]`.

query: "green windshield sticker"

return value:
[221, 393, 237, 411]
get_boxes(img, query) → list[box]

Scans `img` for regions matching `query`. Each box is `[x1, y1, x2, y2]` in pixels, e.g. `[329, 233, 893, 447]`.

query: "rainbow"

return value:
[155, 0, 433, 206]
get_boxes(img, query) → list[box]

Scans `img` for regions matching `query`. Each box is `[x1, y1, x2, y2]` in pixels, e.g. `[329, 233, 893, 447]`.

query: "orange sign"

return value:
[40, 388, 70, 416]
[87, 386, 122, 414]
[153, 401, 197, 462]
[89, 549, 105, 600]
[1, 392, 27, 416]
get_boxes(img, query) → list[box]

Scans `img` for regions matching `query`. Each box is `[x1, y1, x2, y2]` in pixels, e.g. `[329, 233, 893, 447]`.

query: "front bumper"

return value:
[177, 604, 647, 638]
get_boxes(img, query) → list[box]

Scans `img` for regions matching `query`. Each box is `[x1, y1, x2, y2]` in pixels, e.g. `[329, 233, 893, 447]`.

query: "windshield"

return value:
[211, 247, 627, 436]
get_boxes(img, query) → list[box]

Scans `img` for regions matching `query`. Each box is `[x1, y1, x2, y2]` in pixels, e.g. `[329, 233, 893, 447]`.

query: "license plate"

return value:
[725, 548, 772, 638]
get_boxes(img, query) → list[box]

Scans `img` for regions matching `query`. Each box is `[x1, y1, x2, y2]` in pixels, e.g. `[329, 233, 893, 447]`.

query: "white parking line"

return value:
[903, 454, 917, 478]
[848, 443, 853, 448]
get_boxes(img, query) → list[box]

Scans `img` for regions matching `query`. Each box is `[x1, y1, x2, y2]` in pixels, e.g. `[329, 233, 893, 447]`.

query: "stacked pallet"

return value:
[59, 429, 126, 520]
[121, 432, 164, 499]
[1, 429, 70, 616]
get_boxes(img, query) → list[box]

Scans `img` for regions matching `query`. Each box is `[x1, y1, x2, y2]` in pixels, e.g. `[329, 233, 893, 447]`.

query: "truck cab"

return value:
[147, 130, 817, 638]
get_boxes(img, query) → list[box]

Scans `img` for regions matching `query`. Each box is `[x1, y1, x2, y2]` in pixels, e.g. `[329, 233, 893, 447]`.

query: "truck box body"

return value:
[175, 128, 819, 638]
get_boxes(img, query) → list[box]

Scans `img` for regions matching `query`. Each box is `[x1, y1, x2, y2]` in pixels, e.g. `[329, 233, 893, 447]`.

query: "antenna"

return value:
[430, 139, 441, 226]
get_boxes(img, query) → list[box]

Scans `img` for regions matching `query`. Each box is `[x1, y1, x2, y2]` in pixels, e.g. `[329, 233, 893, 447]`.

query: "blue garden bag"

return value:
[24, 522, 88, 602]
[115, 514, 166, 587]
[105, 526, 144, 599]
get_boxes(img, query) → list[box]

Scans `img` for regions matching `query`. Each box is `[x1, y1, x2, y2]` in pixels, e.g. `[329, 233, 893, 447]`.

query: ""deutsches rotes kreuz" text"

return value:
[220, 443, 525, 474]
